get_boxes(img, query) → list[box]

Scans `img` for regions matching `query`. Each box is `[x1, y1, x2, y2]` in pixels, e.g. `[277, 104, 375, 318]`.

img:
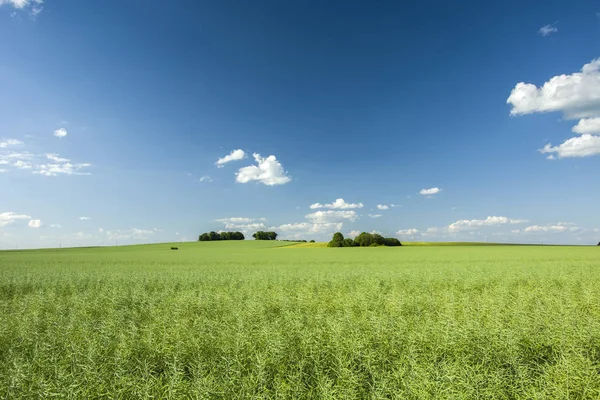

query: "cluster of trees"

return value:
[252, 231, 278, 240]
[198, 231, 245, 241]
[280, 239, 316, 243]
[328, 232, 402, 247]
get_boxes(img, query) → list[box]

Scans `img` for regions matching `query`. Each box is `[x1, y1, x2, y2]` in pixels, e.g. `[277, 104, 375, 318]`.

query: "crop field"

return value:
[1, 242, 600, 398]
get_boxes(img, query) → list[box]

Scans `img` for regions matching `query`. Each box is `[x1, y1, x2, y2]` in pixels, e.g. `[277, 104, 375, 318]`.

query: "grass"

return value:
[1, 241, 600, 398]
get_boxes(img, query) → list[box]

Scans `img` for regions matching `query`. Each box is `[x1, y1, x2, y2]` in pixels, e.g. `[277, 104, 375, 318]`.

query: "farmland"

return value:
[1, 242, 600, 398]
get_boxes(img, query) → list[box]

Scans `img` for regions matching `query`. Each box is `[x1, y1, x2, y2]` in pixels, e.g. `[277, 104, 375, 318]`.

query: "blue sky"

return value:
[1, 0, 600, 248]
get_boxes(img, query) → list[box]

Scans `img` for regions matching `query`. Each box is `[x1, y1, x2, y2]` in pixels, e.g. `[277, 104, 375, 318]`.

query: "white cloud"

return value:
[310, 198, 364, 209]
[524, 224, 579, 233]
[420, 187, 441, 196]
[13, 160, 32, 169]
[79, 217, 91, 220]
[0, 212, 31, 227]
[368, 214, 382, 218]
[305, 210, 358, 223]
[28, 219, 42, 228]
[216, 217, 257, 224]
[572, 118, 600, 134]
[216, 149, 245, 167]
[0, 0, 42, 15]
[347, 230, 360, 239]
[53, 128, 67, 138]
[279, 222, 343, 234]
[46, 153, 70, 162]
[447, 216, 528, 233]
[224, 222, 266, 230]
[540, 134, 600, 158]
[0, 169, 7, 173]
[396, 228, 420, 236]
[33, 162, 91, 176]
[215, 217, 267, 231]
[0, 139, 23, 148]
[236, 153, 291, 186]
[538, 24, 558, 37]
[507, 58, 600, 120]
[199, 175, 213, 182]
[376, 204, 389, 210]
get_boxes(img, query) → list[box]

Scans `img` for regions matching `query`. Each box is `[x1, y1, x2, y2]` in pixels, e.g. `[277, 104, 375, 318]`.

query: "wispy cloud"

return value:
[538, 23, 558, 37]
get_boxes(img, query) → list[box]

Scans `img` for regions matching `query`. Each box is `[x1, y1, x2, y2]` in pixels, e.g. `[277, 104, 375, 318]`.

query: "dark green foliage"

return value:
[252, 231, 278, 240]
[326, 232, 402, 247]
[310, 240, 315, 243]
[198, 231, 244, 241]
[373, 234, 386, 246]
[353, 232, 374, 247]
[384, 237, 402, 247]
[328, 232, 345, 247]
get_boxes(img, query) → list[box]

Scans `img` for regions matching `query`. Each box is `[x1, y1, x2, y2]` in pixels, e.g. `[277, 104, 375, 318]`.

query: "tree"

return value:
[343, 238, 355, 247]
[231, 231, 245, 240]
[208, 231, 221, 241]
[354, 232, 374, 247]
[253, 231, 278, 240]
[384, 237, 402, 247]
[372, 234, 385, 246]
[199, 233, 210, 242]
[328, 232, 345, 247]
[310, 240, 315, 243]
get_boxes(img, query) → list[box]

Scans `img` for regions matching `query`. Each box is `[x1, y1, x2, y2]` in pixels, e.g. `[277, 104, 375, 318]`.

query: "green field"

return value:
[1, 241, 600, 398]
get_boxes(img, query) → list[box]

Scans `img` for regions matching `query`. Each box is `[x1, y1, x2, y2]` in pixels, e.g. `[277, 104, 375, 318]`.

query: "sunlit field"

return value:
[1, 242, 599, 398]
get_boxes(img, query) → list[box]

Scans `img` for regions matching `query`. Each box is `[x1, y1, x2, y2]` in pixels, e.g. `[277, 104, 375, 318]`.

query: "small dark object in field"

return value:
[170, 247, 179, 250]
[597, 242, 600, 246]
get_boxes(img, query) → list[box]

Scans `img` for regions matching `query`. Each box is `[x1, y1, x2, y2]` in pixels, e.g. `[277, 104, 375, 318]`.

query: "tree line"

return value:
[252, 231, 278, 240]
[328, 232, 402, 247]
[198, 231, 245, 241]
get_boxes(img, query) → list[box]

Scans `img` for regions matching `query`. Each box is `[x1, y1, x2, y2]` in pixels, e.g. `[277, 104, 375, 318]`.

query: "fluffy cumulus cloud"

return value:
[79, 217, 91, 220]
[310, 198, 364, 209]
[368, 214, 382, 218]
[199, 175, 213, 183]
[508, 59, 600, 159]
[538, 24, 558, 37]
[0, 212, 31, 227]
[53, 128, 67, 138]
[540, 134, 600, 159]
[420, 187, 441, 196]
[28, 219, 42, 228]
[216, 149, 245, 167]
[396, 228, 420, 236]
[572, 118, 600, 134]
[376, 205, 389, 210]
[236, 153, 291, 186]
[507, 59, 600, 119]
